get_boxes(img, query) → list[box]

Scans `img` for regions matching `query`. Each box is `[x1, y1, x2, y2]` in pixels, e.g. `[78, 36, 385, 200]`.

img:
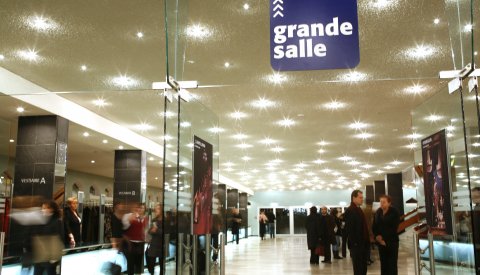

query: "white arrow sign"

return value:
[273, 0, 283, 4]
[273, 11, 284, 18]
[273, 4, 284, 11]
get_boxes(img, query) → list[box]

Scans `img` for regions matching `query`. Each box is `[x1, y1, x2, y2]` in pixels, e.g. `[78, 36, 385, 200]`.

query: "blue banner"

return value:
[270, 0, 360, 71]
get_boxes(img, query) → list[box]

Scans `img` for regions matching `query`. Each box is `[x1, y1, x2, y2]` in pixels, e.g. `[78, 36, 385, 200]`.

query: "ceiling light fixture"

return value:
[259, 137, 276, 145]
[9, 139, 14, 143]
[91, 160, 95, 164]
[16, 107, 25, 113]
[243, 3, 250, 10]
[406, 132, 422, 139]
[313, 159, 326, 165]
[0, 54, 5, 60]
[27, 15, 57, 31]
[364, 148, 378, 154]
[404, 84, 427, 95]
[348, 121, 368, 130]
[340, 71, 367, 82]
[136, 32, 144, 38]
[406, 143, 417, 149]
[323, 99, 347, 110]
[232, 133, 248, 140]
[277, 117, 296, 127]
[229, 111, 248, 120]
[425, 114, 442, 122]
[111, 75, 138, 88]
[237, 143, 252, 149]
[271, 146, 285, 153]
[434, 18, 440, 24]
[267, 73, 288, 84]
[135, 122, 154, 131]
[224, 62, 230, 68]
[355, 132, 374, 139]
[180, 121, 191, 128]
[464, 24, 473, 32]
[92, 98, 109, 107]
[17, 49, 40, 62]
[241, 156, 252, 161]
[391, 160, 402, 166]
[250, 97, 277, 109]
[118, 145, 124, 149]
[186, 24, 212, 39]
[209, 126, 225, 133]
[405, 44, 436, 59]
[371, 0, 395, 9]
[83, 132, 90, 137]
[102, 139, 108, 144]
[81, 65, 88, 71]
[338, 155, 353, 162]
[317, 140, 329, 146]
[318, 149, 326, 154]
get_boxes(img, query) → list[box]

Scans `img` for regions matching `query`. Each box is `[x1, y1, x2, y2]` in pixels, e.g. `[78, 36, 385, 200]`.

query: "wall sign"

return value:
[270, 0, 360, 71]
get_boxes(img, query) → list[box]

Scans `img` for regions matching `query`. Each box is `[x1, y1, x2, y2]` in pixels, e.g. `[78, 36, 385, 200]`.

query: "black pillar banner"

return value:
[113, 150, 146, 204]
[227, 189, 239, 230]
[192, 136, 213, 235]
[365, 185, 374, 205]
[239, 192, 248, 230]
[11, 115, 69, 256]
[212, 184, 226, 233]
[421, 129, 453, 235]
[374, 180, 386, 202]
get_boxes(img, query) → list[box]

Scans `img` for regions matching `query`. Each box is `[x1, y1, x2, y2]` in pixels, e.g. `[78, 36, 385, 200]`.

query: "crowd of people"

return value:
[305, 190, 400, 275]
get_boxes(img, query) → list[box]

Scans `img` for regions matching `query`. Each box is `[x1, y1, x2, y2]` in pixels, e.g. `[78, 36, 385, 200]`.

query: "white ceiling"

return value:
[0, 0, 479, 192]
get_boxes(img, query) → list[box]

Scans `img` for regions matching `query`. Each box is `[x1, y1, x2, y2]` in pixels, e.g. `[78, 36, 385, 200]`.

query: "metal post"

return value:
[178, 233, 184, 274]
[205, 234, 211, 275]
[219, 232, 225, 275]
[192, 235, 198, 275]
[413, 231, 421, 275]
[99, 194, 105, 243]
[0, 232, 5, 275]
[428, 232, 436, 275]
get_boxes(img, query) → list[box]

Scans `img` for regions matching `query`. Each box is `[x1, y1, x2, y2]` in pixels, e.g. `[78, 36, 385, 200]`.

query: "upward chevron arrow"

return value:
[273, 11, 284, 18]
[273, 0, 283, 4]
[273, 4, 284, 11]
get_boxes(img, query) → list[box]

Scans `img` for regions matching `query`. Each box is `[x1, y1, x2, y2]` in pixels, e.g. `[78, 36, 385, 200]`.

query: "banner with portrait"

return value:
[421, 129, 453, 235]
[192, 136, 213, 235]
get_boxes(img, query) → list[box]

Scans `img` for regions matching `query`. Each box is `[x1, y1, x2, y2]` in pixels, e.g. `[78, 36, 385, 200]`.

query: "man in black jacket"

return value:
[345, 190, 369, 275]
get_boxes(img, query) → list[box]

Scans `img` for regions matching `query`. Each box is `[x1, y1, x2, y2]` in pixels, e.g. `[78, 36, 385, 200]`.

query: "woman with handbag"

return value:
[146, 204, 163, 275]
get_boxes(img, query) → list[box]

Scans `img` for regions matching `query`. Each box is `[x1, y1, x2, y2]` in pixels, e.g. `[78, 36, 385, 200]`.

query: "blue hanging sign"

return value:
[270, 0, 360, 71]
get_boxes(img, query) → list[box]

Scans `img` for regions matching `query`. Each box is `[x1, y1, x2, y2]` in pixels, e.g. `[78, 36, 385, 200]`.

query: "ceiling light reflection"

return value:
[323, 100, 347, 110]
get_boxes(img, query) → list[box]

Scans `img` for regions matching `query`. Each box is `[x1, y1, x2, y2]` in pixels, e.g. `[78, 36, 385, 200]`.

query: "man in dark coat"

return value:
[305, 206, 321, 265]
[319, 206, 336, 263]
[345, 190, 369, 275]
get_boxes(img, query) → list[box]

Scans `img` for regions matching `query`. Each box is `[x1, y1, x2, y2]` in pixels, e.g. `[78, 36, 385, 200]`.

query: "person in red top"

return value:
[122, 203, 148, 275]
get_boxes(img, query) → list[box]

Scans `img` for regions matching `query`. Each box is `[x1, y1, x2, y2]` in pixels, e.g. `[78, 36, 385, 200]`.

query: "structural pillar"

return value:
[113, 150, 146, 204]
[374, 180, 386, 202]
[385, 173, 404, 215]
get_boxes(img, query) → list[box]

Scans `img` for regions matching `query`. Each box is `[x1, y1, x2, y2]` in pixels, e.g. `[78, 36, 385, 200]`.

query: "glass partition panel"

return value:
[275, 208, 290, 235]
[293, 207, 307, 234]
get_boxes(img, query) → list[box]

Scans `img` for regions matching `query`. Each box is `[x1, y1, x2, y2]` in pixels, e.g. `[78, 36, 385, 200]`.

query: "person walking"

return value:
[319, 206, 336, 264]
[64, 197, 82, 248]
[231, 208, 242, 244]
[266, 210, 276, 238]
[258, 210, 268, 240]
[330, 208, 343, 259]
[372, 195, 400, 275]
[345, 190, 369, 275]
[146, 204, 163, 275]
[305, 206, 321, 265]
[123, 203, 148, 275]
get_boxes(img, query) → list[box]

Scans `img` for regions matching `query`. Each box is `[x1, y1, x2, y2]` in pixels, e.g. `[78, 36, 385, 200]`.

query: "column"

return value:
[239, 192, 248, 237]
[374, 180, 386, 202]
[385, 173, 404, 215]
[113, 150, 147, 204]
[365, 185, 374, 205]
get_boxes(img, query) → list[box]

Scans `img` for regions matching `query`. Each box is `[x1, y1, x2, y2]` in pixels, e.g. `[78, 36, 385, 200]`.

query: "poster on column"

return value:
[212, 184, 226, 234]
[192, 136, 213, 235]
[421, 129, 453, 235]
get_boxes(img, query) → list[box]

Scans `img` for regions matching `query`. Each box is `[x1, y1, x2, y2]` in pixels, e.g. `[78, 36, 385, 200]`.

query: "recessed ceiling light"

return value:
[338, 155, 353, 162]
[80, 65, 87, 71]
[364, 148, 378, 154]
[348, 121, 368, 130]
[267, 73, 288, 84]
[406, 132, 422, 139]
[323, 100, 347, 110]
[26, 15, 58, 31]
[162, 111, 176, 118]
[16, 107, 25, 113]
[473, 142, 480, 147]
[405, 44, 436, 59]
[362, 164, 374, 169]
[464, 24, 473, 32]
[149, 157, 155, 161]
[259, 137, 277, 145]
[313, 159, 326, 164]
[209, 126, 225, 133]
[180, 121, 191, 128]
[318, 149, 326, 154]
[111, 75, 138, 88]
[317, 140, 329, 146]
[237, 143, 253, 149]
[232, 133, 248, 140]
[241, 156, 252, 161]
[243, 3, 250, 10]
[163, 135, 173, 141]
[391, 160, 402, 166]
[371, 0, 396, 9]
[224, 161, 235, 167]
[475, 51, 478, 56]
[355, 132, 374, 139]
[91, 160, 95, 164]
[404, 84, 427, 95]
[224, 62, 230, 68]
[83, 132, 90, 137]
[384, 165, 393, 170]
[136, 32, 144, 38]
[434, 18, 440, 24]
[374, 170, 384, 174]
[277, 117, 296, 127]
[17, 49, 40, 62]
[135, 123, 154, 131]
[340, 71, 367, 82]
[186, 24, 212, 39]
[118, 145, 124, 149]
[92, 98, 109, 107]
[229, 111, 248, 120]
[425, 114, 442, 122]
[406, 143, 417, 149]
[271, 146, 285, 153]
[102, 139, 108, 144]
[250, 97, 277, 109]
[0, 54, 4, 60]
[349, 160, 361, 166]
[9, 139, 14, 143]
